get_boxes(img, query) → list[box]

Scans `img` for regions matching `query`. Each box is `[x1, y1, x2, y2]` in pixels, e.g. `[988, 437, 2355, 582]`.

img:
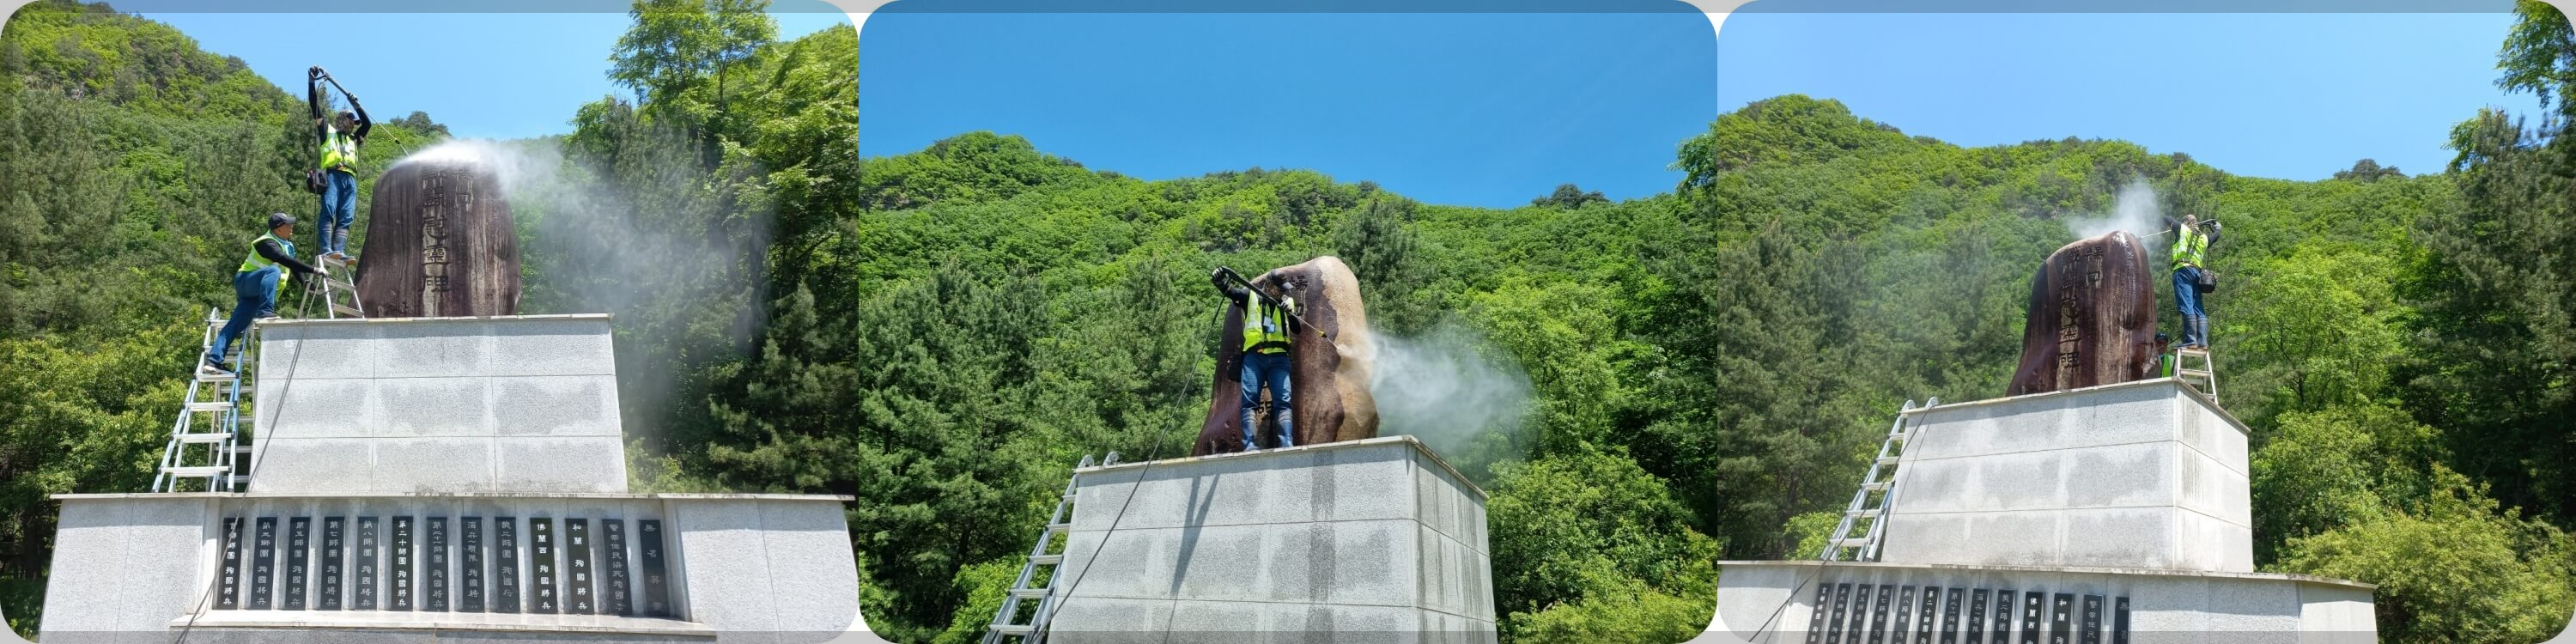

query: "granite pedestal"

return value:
[1047, 435, 1497, 644]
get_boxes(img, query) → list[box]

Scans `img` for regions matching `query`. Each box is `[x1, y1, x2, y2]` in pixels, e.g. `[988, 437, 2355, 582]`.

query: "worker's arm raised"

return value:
[350, 97, 373, 143]
[255, 239, 320, 277]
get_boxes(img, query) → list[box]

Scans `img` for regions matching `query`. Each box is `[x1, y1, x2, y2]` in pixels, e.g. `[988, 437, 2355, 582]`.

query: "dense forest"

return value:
[3, 1, 2575, 642]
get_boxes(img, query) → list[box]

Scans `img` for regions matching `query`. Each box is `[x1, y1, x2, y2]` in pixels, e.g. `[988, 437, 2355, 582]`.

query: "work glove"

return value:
[1210, 269, 1228, 289]
[314, 264, 331, 278]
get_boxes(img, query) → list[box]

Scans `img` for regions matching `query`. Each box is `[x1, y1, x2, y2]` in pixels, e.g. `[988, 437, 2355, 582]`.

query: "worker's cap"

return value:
[337, 110, 357, 120]
[267, 212, 295, 229]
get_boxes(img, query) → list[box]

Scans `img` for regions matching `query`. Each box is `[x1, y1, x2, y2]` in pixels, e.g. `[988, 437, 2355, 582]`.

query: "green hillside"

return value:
[4, 1, 2574, 642]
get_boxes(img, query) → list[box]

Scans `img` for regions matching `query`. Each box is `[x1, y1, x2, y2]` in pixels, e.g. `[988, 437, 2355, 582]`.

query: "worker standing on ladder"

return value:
[1213, 268, 1299, 452]
[203, 213, 325, 376]
[2165, 213, 2221, 350]
[309, 65, 371, 262]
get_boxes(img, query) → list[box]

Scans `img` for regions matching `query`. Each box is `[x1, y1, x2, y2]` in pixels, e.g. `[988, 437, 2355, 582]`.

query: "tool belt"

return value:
[305, 168, 326, 194]
[2196, 268, 2218, 293]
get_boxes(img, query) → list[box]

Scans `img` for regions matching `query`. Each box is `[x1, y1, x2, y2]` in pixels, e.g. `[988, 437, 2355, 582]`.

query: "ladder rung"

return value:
[185, 401, 236, 413]
[195, 371, 237, 382]
[162, 465, 230, 477]
[1862, 482, 1889, 491]
[330, 304, 366, 318]
[987, 623, 1034, 635]
[178, 433, 235, 444]
[1045, 522, 1071, 533]
[1026, 554, 1062, 565]
[329, 281, 359, 293]
[1874, 456, 1899, 466]
[1844, 508, 1882, 518]
[1008, 588, 1048, 598]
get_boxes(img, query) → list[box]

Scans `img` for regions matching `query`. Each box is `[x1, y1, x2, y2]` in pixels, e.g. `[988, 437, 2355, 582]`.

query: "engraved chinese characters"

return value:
[353, 157, 523, 318]
[2007, 232, 2160, 396]
[1805, 586, 2129, 644]
[203, 513, 668, 619]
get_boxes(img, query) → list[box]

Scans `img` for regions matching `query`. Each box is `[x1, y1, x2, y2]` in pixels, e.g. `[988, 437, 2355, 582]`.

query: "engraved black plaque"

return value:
[1807, 581, 1835, 644]
[1829, 583, 1854, 644]
[427, 517, 450, 611]
[604, 519, 634, 616]
[390, 516, 415, 611]
[284, 517, 312, 610]
[2020, 592, 2044, 644]
[217, 517, 245, 610]
[1850, 583, 1876, 644]
[1870, 585, 1893, 644]
[2049, 593, 2073, 644]
[462, 517, 484, 612]
[1894, 586, 1916, 641]
[1968, 589, 1989, 644]
[251, 517, 278, 610]
[1917, 586, 1940, 644]
[355, 516, 380, 610]
[1995, 589, 2020, 644]
[1942, 588, 1963, 644]
[639, 519, 671, 617]
[566, 519, 596, 615]
[531, 518, 558, 613]
[495, 517, 521, 613]
[2112, 598, 2129, 644]
[319, 517, 345, 611]
[2081, 595, 2102, 644]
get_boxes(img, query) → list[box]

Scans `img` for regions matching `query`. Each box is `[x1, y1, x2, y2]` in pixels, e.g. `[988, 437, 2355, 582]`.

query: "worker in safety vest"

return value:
[203, 213, 325, 376]
[2164, 214, 2221, 350]
[308, 66, 371, 261]
[1212, 268, 1300, 452]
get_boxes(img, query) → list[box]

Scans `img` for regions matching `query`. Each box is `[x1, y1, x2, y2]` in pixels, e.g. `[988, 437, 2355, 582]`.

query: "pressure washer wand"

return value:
[1218, 266, 1330, 342]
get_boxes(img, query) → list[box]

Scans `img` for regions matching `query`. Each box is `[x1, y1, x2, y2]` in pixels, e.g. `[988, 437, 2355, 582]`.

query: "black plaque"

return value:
[284, 518, 312, 610]
[1850, 583, 1876, 644]
[319, 517, 345, 611]
[531, 517, 558, 613]
[216, 517, 245, 610]
[462, 517, 485, 612]
[390, 516, 415, 611]
[566, 519, 596, 615]
[639, 519, 671, 617]
[355, 516, 380, 610]
[1807, 581, 1836, 644]
[2081, 595, 2103, 644]
[604, 519, 634, 616]
[2112, 598, 2129, 644]
[1870, 585, 1893, 644]
[495, 517, 521, 613]
[1968, 589, 1989, 644]
[2020, 592, 2044, 644]
[1996, 589, 2020, 644]
[1942, 588, 1963, 644]
[251, 517, 278, 610]
[1917, 586, 1939, 644]
[1894, 586, 1916, 641]
[2049, 593, 2073, 644]
[1828, 583, 1854, 644]
[427, 517, 450, 611]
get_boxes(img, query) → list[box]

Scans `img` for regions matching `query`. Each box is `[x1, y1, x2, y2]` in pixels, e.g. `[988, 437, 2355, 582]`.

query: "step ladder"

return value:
[312, 253, 365, 319]
[984, 452, 1118, 644]
[2174, 348, 2216, 403]
[1820, 398, 1936, 562]
[151, 308, 257, 493]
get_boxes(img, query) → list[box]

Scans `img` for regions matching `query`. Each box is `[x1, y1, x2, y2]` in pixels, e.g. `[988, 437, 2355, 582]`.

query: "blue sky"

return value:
[116, 3, 2554, 207]
[1715, 8, 2543, 181]
[142, 3, 850, 142]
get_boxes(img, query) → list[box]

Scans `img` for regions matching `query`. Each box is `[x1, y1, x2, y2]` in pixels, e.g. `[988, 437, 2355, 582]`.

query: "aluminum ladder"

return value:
[1820, 398, 1936, 562]
[151, 308, 256, 493]
[2174, 347, 2216, 403]
[983, 453, 1117, 644]
[313, 253, 365, 319]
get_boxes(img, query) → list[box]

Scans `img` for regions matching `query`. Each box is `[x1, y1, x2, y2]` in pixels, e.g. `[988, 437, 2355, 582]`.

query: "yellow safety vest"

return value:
[2171, 227, 2209, 270]
[239, 233, 296, 297]
[1241, 297, 1296, 355]
[320, 127, 358, 172]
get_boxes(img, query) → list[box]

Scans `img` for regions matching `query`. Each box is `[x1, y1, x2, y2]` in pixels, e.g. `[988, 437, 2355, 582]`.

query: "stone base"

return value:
[37, 493, 861, 643]
[1711, 561, 2376, 644]
[1048, 435, 1498, 644]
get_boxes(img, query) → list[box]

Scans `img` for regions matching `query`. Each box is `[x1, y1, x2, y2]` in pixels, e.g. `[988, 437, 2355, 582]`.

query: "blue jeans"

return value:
[208, 267, 282, 366]
[1239, 351, 1294, 449]
[2173, 267, 2205, 345]
[318, 169, 356, 255]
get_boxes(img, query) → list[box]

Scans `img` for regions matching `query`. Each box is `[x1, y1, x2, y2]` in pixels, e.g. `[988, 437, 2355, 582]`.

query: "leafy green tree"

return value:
[2250, 404, 2442, 564]
[1485, 443, 1720, 639]
[1529, 183, 1608, 210]
[2277, 468, 2576, 643]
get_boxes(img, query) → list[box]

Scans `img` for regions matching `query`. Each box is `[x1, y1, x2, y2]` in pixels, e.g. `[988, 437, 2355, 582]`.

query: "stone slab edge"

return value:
[1713, 560, 2374, 591]
[1075, 434, 1488, 501]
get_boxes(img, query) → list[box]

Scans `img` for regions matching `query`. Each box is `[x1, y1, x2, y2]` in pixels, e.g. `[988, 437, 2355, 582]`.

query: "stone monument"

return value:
[354, 155, 525, 319]
[1193, 256, 1381, 455]
[35, 314, 863, 643]
[2008, 232, 2160, 397]
[1708, 379, 2378, 643]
